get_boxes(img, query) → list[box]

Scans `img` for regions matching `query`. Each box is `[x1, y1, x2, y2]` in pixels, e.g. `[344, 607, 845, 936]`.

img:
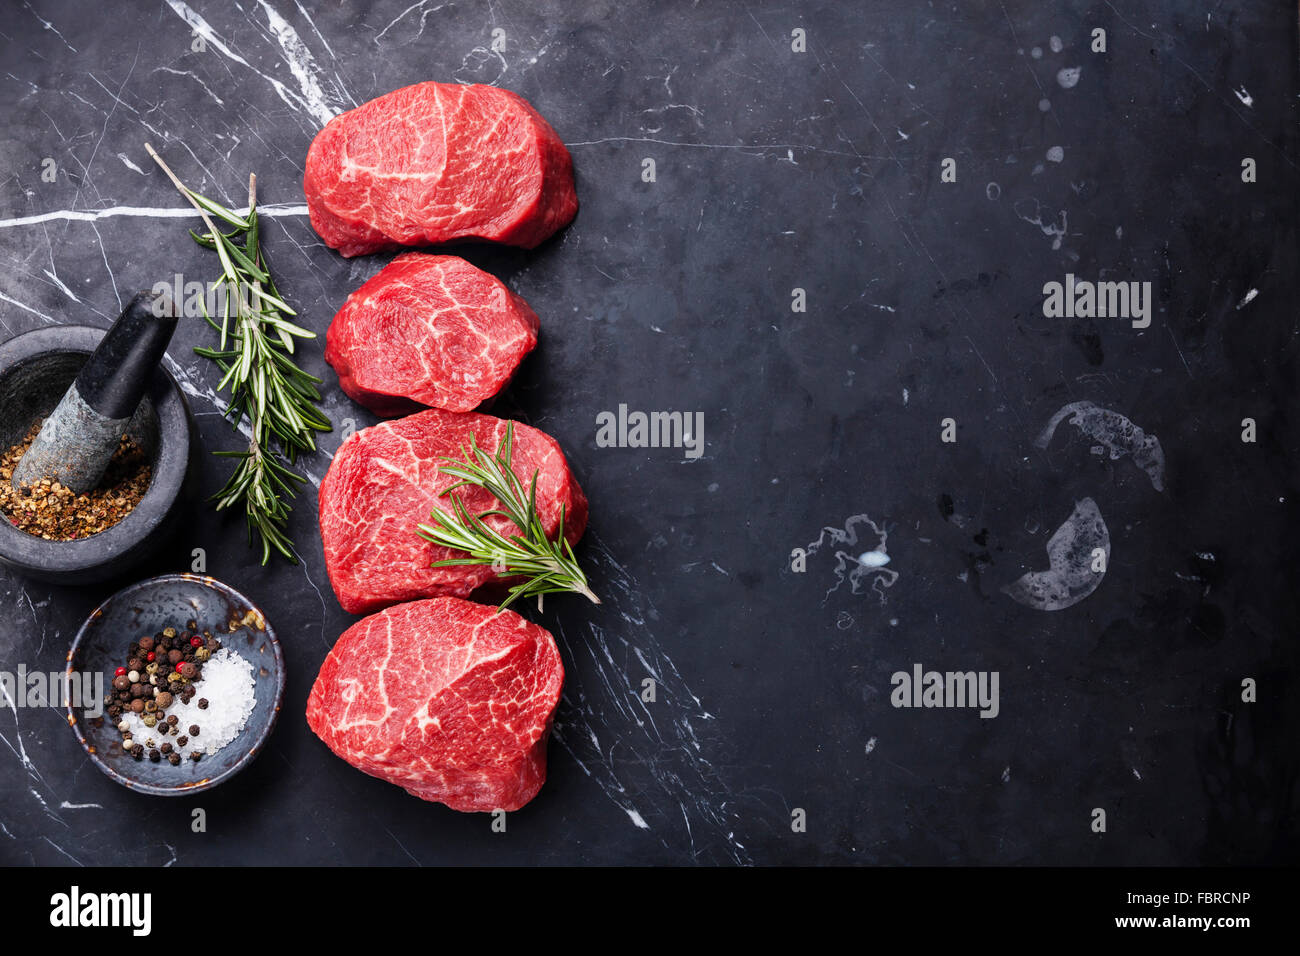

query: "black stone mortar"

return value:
[0, 326, 197, 582]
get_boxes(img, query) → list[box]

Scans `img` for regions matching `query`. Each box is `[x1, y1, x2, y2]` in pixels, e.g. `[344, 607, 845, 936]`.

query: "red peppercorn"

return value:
[146, 652, 155, 662]
[190, 636, 202, 647]
[114, 666, 126, 677]
[176, 662, 184, 672]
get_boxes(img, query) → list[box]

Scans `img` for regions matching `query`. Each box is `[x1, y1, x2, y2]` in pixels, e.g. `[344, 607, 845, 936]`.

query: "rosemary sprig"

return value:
[417, 423, 599, 613]
[146, 144, 331, 565]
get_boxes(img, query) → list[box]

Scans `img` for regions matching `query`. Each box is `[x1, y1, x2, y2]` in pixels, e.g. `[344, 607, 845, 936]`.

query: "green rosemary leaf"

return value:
[146, 145, 330, 566]
[416, 422, 598, 612]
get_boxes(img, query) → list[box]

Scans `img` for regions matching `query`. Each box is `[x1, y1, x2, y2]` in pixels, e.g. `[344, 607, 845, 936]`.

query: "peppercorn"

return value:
[146, 652, 156, 663]
[189, 751, 201, 762]
[195, 647, 211, 662]
[167, 715, 178, 725]
[156, 691, 173, 708]
[122, 736, 133, 750]
[177, 736, 188, 747]
[138, 636, 154, 651]
[127, 658, 143, 672]
[197, 698, 209, 710]
[114, 666, 127, 677]
[186, 620, 197, 632]
[127, 669, 140, 683]
[167, 672, 181, 683]
[189, 724, 200, 736]
[116, 719, 130, 733]
[107, 704, 122, 718]
[143, 714, 157, 727]
[144, 700, 157, 714]
[131, 744, 144, 759]
[180, 662, 198, 679]
[117, 691, 130, 702]
[145, 738, 155, 748]
[130, 699, 145, 713]
[112, 675, 130, 691]
[163, 626, 176, 639]
[148, 748, 160, 762]
[129, 683, 144, 697]
[167, 753, 181, 766]
[160, 742, 172, 754]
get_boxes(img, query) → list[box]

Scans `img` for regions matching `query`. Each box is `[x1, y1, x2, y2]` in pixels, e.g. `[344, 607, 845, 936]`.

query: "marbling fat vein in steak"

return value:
[325, 253, 539, 417]
[318, 408, 588, 615]
[306, 597, 565, 812]
[304, 82, 578, 257]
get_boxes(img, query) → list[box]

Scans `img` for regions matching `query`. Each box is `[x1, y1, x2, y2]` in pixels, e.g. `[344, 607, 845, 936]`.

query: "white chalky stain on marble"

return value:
[1056, 66, 1082, 88]
[1001, 498, 1110, 611]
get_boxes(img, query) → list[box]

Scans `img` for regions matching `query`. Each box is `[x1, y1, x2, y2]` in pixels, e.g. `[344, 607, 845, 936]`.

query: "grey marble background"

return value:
[0, 1, 1296, 865]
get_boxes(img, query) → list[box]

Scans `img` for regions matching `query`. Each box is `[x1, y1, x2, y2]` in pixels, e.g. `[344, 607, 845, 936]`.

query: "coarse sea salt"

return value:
[122, 648, 256, 756]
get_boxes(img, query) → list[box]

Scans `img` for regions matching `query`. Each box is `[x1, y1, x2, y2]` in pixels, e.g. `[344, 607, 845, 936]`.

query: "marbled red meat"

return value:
[318, 408, 587, 615]
[306, 597, 564, 812]
[325, 253, 539, 417]
[304, 81, 578, 257]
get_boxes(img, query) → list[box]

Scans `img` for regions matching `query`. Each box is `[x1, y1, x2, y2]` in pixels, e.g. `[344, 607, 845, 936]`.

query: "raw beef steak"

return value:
[304, 81, 578, 256]
[306, 597, 565, 812]
[319, 408, 588, 615]
[325, 253, 540, 417]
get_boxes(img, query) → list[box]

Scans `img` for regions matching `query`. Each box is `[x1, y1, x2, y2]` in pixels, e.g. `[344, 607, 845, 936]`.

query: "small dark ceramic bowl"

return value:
[66, 573, 285, 796]
[0, 326, 197, 583]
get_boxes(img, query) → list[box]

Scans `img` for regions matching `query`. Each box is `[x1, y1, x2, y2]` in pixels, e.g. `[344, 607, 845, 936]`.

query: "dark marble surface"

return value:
[0, 1, 1296, 866]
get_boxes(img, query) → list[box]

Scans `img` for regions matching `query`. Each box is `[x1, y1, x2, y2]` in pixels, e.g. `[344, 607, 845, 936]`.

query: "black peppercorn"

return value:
[189, 725, 200, 736]
[167, 715, 179, 725]
[197, 698, 209, 709]
[189, 751, 201, 762]
[149, 749, 160, 762]
[167, 752, 181, 766]
[177, 736, 188, 747]
[138, 636, 154, 652]
[180, 662, 198, 679]
[127, 657, 143, 672]
[131, 744, 144, 759]
[112, 675, 130, 691]
[160, 742, 172, 754]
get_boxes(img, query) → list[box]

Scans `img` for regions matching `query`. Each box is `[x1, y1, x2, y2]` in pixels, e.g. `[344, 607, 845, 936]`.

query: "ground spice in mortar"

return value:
[0, 420, 151, 540]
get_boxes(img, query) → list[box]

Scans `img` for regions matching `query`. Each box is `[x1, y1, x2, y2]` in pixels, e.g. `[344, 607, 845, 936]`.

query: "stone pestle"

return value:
[12, 290, 178, 495]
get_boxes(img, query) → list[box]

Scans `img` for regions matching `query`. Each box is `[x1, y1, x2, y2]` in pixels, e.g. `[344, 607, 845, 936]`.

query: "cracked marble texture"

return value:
[1, 0, 1298, 865]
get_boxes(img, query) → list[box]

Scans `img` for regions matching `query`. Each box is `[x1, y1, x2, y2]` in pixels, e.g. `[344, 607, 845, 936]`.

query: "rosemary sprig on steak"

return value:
[417, 423, 599, 613]
[146, 144, 331, 565]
